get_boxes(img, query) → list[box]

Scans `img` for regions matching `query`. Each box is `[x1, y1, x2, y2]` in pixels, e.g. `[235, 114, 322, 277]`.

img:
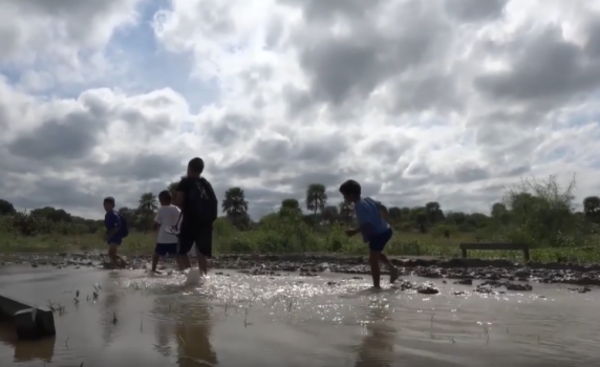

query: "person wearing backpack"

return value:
[174, 157, 218, 276]
[103, 196, 129, 269]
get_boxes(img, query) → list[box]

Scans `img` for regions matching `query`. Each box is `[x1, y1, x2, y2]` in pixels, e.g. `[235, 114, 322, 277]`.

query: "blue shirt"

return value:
[104, 210, 121, 238]
[354, 197, 389, 241]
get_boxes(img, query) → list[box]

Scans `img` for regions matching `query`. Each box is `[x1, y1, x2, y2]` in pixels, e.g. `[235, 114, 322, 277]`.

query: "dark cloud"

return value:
[290, 0, 452, 111]
[444, 0, 507, 22]
[8, 112, 103, 160]
[91, 152, 185, 182]
[474, 26, 600, 104]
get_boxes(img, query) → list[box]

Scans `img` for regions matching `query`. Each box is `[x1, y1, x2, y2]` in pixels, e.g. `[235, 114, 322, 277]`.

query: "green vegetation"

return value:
[1, 175, 600, 263]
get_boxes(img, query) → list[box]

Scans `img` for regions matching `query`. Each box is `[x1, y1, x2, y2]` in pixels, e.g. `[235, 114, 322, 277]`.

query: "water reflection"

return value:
[354, 303, 395, 367]
[0, 322, 55, 363]
[101, 271, 123, 345]
[151, 292, 218, 366]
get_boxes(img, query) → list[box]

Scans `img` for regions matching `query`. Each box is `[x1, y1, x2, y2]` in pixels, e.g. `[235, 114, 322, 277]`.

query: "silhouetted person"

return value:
[173, 158, 218, 276]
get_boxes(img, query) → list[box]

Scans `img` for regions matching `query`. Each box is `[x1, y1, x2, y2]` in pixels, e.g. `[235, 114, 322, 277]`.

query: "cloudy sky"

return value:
[1, 0, 600, 220]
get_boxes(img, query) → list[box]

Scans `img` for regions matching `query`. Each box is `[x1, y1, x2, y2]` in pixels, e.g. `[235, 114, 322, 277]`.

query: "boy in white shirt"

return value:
[152, 190, 181, 274]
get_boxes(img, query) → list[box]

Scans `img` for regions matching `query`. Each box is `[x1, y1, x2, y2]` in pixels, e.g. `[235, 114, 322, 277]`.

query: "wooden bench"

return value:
[459, 242, 530, 261]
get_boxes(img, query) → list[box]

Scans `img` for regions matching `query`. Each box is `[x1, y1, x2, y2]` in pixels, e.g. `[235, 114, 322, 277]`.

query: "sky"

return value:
[2, 0, 600, 220]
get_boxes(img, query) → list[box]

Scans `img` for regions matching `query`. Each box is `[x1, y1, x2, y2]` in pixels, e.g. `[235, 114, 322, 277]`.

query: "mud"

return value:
[1, 253, 600, 291]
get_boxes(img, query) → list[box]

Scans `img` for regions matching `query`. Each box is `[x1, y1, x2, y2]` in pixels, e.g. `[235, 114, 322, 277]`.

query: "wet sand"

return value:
[0, 264, 599, 366]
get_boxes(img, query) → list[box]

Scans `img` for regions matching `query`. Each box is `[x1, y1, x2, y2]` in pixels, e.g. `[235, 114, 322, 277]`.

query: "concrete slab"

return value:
[0, 294, 56, 339]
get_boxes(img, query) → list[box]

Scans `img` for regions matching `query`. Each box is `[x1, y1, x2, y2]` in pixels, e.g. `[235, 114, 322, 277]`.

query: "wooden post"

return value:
[461, 248, 467, 258]
[523, 247, 530, 262]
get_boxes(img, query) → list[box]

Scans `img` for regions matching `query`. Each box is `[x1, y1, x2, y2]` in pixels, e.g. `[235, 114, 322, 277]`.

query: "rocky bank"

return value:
[1, 253, 599, 292]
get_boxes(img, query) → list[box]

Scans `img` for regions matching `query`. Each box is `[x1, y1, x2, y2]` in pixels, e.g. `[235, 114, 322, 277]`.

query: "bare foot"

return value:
[390, 267, 400, 284]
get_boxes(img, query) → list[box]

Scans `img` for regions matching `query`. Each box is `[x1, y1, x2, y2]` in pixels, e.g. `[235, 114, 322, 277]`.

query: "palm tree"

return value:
[306, 183, 327, 226]
[222, 187, 249, 223]
[138, 192, 158, 233]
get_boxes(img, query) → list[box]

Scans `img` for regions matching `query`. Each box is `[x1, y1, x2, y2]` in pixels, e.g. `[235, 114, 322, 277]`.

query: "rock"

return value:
[475, 285, 493, 294]
[454, 279, 472, 285]
[505, 283, 532, 291]
[568, 286, 592, 294]
[416, 283, 439, 295]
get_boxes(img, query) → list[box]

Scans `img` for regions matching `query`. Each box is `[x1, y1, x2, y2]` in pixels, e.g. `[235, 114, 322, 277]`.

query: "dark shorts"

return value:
[178, 223, 213, 257]
[107, 237, 122, 246]
[368, 228, 393, 252]
[155, 243, 177, 257]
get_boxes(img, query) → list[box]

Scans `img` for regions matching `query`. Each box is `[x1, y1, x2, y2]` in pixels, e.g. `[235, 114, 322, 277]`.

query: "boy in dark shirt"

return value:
[173, 157, 218, 277]
[103, 197, 127, 269]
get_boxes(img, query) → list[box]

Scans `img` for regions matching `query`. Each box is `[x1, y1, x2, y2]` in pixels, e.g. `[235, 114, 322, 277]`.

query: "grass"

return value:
[2, 229, 600, 264]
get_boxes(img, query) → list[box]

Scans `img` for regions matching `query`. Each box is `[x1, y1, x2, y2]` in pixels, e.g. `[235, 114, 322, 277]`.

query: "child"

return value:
[173, 157, 218, 277]
[339, 180, 400, 289]
[152, 190, 181, 273]
[103, 197, 127, 269]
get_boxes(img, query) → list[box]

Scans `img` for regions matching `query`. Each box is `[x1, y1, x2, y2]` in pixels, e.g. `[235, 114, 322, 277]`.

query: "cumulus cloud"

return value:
[2, 0, 600, 219]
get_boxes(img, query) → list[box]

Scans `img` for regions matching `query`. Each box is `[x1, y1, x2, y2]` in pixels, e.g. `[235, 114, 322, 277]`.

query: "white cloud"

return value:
[2, 0, 600, 219]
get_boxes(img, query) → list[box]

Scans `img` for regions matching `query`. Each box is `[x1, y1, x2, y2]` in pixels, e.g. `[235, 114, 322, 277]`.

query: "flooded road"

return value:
[0, 266, 599, 366]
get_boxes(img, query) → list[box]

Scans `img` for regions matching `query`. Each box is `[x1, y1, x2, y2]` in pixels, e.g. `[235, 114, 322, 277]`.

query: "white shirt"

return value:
[154, 205, 181, 244]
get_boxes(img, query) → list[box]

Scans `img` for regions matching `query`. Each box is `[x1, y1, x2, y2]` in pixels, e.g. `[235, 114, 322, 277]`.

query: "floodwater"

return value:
[0, 266, 599, 367]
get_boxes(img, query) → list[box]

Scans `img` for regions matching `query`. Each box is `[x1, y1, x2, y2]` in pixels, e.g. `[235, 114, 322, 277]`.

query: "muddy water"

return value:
[0, 267, 599, 367]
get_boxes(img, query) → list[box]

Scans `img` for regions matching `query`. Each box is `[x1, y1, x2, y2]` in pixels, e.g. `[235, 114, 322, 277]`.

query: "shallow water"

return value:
[0, 265, 599, 366]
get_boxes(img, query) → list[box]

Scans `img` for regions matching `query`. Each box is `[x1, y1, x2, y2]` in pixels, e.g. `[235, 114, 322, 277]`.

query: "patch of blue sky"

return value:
[105, 0, 220, 113]
[0, 0, 221, 113]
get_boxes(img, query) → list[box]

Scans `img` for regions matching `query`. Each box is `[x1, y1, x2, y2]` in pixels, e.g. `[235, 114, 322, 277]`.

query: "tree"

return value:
[167, 181, 179, 198]
[279, 198, 302, 216]
[322, 205, 339, 224]
[416, 212, 427, 233]
[306, 183, 327, 226]
[222, 187, 249, 228]
[583, 196, 600, 219]
[491, 202, 509, 225]
[425, 201, 444, 224]
[0, 199, 16, 216]
[388, 207, 402, 225]
[338, 201, 354, 225]
[138, 192, 158, 233]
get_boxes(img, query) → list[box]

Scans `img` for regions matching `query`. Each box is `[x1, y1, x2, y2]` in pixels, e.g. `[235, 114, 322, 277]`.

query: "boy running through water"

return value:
[173, 157, 218, 277]
[103, 197, 127, 269]
[152, 190, 181, 274]
[339, 180, 400, 289]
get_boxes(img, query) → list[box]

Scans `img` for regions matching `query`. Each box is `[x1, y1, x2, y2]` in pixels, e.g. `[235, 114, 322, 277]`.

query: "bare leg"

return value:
[197, 254, 208, 276]
[369, 251, 381, 288]
[108, 245, 126, 268]
[380, 253, 399, 283]
[151, 253, 162, 273]
[178, 255, 192, 270]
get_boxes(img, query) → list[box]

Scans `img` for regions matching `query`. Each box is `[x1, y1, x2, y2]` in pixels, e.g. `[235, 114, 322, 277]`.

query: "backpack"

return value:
[185, 178, 218, 224]
[118, 213, 129, 238]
